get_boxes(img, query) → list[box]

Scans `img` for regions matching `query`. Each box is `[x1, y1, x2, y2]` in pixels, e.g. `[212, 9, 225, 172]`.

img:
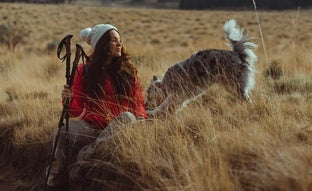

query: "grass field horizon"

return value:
[0, 2, 311, 191]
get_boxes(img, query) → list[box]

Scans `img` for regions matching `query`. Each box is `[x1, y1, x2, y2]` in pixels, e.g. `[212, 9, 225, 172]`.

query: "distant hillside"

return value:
[179, 0, 312, 10]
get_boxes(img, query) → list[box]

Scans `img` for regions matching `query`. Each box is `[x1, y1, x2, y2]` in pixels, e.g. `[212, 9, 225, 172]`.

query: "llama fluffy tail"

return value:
[223, 19, 257, 92]
[223, 19, 257, 67]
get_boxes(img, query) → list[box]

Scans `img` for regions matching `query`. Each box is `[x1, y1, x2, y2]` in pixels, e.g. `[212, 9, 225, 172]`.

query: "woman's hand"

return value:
[62, 85, 72, 100]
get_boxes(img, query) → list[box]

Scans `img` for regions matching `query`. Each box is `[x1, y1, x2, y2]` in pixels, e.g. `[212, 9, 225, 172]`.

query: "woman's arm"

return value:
[68, 64, 86, 117]
[133, 79, 147, 119]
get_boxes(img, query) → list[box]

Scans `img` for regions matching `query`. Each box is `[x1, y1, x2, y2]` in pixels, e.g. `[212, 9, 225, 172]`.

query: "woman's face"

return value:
[108, 30, 122, 58]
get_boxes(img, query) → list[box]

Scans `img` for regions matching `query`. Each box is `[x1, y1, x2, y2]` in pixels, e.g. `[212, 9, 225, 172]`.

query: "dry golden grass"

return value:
[0, 2, 311, 191]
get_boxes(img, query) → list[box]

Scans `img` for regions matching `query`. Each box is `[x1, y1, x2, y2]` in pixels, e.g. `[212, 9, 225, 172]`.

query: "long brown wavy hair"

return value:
[84, 29, 138, 98]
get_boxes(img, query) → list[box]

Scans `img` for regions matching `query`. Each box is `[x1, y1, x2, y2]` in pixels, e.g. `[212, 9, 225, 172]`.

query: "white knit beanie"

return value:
[80, 24, 118, 50]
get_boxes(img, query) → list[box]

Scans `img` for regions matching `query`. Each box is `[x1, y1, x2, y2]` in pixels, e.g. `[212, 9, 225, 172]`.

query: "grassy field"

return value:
[0, 2, 311, 191]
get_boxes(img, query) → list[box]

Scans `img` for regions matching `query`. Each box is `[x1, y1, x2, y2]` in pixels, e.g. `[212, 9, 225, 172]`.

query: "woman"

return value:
[46, 24, 147, 191]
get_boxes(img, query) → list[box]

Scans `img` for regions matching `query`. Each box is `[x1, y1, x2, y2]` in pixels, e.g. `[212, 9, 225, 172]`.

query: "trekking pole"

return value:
[44, 34, 73, 191]
[69, 43, 89, 86]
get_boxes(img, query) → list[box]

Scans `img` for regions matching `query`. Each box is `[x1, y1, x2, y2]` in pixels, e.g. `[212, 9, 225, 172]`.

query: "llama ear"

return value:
[152, 75, 158, 81]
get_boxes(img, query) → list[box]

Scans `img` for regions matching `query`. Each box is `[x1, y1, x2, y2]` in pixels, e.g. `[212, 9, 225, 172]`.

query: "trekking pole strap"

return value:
[57, 34, 73, 85]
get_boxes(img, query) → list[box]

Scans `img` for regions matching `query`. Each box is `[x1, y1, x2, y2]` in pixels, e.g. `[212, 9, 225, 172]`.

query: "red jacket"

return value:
[69, 64, 147, 129]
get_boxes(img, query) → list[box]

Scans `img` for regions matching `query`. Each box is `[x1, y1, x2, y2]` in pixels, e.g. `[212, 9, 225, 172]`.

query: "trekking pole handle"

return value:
[57, 34, 73, 86]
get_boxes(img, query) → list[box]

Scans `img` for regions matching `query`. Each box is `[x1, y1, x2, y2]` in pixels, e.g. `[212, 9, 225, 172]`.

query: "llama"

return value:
[145, 19, 257, 118]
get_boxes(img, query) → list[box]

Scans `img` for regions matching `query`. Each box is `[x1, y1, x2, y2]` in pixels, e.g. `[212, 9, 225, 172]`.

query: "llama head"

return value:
[145, 75, 166, 110]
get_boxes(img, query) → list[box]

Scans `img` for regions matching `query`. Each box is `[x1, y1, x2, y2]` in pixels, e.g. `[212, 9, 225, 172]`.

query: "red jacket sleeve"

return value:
[133, 79, 147, 118]
[69, 64, 86, 117]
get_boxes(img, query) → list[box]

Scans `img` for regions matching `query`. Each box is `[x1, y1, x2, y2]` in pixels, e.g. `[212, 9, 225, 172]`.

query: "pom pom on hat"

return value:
[80, 27, 92, 45]
[80, 24, 118, 50]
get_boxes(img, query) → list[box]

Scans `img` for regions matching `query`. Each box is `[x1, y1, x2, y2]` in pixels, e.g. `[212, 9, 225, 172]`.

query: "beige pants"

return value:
[47, 112, 137, 187]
